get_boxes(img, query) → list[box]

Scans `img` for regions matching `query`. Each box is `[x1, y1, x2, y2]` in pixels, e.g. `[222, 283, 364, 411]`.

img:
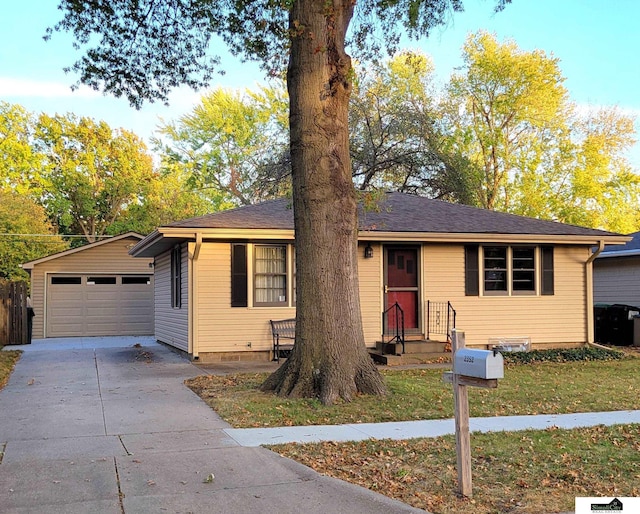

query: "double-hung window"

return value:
[483, 246, 536, 295]
[466, 245, 553, 296]
[254, 245, 288, 306]
[231, 243, 296, 307]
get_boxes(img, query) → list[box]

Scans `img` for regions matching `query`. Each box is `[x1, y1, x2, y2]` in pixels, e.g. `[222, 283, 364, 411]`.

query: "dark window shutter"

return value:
[465, 245, 479, 296]
[231, 244, 248, 307]
[541, 246, 554, 295]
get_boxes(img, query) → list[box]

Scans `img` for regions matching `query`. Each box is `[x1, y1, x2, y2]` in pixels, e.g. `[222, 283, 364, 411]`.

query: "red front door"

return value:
[385, 247, 420, 333]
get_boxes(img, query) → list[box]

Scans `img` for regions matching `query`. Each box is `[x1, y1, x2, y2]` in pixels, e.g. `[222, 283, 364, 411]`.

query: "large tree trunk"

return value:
[261, 0, 387, 405]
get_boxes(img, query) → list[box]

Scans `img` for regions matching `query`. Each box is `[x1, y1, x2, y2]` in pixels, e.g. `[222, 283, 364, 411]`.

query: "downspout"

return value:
[190, 233, 202, 360]
[585, 240, 605, 344]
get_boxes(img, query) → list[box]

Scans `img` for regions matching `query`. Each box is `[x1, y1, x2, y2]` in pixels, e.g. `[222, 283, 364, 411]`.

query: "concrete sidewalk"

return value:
[0, 338, 423, 513]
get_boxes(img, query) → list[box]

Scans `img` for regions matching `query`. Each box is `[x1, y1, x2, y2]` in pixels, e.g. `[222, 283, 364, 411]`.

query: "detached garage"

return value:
[22, 232, 154, 339]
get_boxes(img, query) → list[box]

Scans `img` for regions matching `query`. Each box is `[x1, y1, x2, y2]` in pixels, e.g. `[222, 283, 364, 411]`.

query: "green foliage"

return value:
[350, 51, 477, 203]
[35, 113, 156, 241]
[155, 86, 289, 205]
[48, 0, 490, 109]
[442, 31, 640, 231]
[446, 31, 569, 211]
[501, 346, 625, 365]
[0, 192, 68, 281]
[0, 102, 47, 198]
[106, 164, 230, 235]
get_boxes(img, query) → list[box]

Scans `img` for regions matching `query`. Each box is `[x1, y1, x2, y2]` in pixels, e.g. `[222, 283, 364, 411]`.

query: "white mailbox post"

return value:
[443, 330, 504, 498]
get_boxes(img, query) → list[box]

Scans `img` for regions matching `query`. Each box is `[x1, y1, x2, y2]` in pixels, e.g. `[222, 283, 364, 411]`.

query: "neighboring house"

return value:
[22, 232, 154, 339]
[594, 231, 640, 308]
[130, 192, 629, 361]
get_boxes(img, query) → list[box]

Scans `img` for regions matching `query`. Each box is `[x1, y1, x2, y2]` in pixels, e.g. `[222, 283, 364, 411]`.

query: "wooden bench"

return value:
[270, 318, 296, 362]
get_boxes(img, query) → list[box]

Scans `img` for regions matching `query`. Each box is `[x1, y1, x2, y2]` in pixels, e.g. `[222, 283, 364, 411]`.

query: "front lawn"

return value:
[187, 349, 640, 513]
[272, 424, 640, 514]
[186, 349, 638, 427]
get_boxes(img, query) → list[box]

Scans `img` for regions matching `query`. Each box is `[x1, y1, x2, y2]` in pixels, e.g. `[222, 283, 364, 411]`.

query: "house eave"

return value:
[357, 231, 631, 246]
[131, 226, 631, 258]
[130, 228, 297, 257]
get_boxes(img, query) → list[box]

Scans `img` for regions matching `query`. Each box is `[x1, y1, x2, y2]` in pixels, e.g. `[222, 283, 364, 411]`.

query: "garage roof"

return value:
[21, 232, 145, 270]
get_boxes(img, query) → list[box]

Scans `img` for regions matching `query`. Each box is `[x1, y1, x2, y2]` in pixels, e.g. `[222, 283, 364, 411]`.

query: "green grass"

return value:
[272, 424, 640, 514]
[186, 354, 640, 427]
[0, 348, 21, 390]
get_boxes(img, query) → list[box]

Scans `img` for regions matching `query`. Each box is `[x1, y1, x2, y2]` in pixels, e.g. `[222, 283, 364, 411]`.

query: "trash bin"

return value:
[634, 316, 640, 347]
[607, 304, 640, 345]
[594, 304, 610, 344]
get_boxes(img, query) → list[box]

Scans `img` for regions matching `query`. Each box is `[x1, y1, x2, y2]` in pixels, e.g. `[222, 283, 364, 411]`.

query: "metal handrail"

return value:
[382, 301, 405, 354]
[427, 300, 456, 341]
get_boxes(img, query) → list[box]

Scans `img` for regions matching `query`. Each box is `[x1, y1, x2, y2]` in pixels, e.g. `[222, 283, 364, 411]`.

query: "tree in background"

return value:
[444, 31, 640, 232]
[50, 0, 511, 404]
[155, 86, 289, 205]
[350, 51, 477, 203]
[35, 114, 156, 242]
[552, 107, 640, 233]
[445, 31, 569, 211]
[0, 192, 68, 281]
[0, 103, 47, 198]
[106, 163, 231, 235]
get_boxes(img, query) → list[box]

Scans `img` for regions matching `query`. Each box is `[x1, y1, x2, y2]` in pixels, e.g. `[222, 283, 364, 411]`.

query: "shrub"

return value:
[501, 346, 625, 365]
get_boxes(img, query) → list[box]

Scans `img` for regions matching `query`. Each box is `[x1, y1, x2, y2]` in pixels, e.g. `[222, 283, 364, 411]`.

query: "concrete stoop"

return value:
[369, 339, 451, 366]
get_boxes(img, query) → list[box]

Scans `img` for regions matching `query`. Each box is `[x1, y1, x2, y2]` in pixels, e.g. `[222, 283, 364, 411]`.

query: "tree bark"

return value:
[261, 0, 387, 405]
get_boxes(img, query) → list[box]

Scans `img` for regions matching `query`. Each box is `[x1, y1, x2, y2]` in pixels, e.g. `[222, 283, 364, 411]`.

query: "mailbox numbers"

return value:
[463, 355, 474, 363]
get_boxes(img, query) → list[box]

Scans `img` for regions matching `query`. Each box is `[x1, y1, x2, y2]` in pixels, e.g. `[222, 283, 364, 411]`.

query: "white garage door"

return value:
[46, 274, 154, 337]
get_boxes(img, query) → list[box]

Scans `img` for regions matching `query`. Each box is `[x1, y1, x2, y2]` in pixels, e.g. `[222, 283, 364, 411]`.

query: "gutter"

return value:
[190, 233, 203, 360]
[587, 240, 605, 264]
[585, 240, 605, 344]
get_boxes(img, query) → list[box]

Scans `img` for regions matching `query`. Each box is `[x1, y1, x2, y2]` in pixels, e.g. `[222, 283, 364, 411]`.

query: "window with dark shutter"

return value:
[465, 245, 479, 296]
[541, 246, 554, 295]
[231, 243, 248, 307]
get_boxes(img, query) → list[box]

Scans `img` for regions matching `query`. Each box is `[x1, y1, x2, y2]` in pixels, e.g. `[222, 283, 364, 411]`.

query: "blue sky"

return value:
[2, 0, 639, 165]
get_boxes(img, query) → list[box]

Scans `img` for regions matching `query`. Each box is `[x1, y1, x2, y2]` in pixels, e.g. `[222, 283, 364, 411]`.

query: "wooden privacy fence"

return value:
[0, 280, 30, 345]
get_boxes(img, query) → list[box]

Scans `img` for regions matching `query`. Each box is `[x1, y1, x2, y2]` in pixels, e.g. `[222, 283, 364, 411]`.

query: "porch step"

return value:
[375, 339, 449, 355]
[369, 351, 452, 366]
[370, 339, 451, 366]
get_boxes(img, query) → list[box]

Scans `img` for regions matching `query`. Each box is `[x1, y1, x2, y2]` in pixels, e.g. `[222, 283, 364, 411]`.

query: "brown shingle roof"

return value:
[166, 192, 618, 238]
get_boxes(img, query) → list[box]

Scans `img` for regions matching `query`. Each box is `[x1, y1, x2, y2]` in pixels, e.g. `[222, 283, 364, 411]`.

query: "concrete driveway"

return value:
[0, 338, 422, 513]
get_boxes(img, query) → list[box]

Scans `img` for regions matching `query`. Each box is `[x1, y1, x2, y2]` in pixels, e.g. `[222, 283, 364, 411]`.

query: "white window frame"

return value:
[481, 245, 538, 296]
[251, 244, 296, 308]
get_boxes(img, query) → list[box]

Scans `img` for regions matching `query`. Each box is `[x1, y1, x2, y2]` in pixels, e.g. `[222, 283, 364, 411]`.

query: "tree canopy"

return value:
[0, 192, 68, 281]
[155, 87, 289, 205]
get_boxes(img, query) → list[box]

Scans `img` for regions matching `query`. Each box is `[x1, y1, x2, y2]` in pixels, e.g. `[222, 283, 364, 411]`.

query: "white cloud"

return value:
[0, 77, 101, 99]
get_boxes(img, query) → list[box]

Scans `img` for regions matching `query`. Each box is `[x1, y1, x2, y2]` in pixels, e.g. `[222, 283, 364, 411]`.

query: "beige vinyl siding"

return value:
[424, 244, 589, 348]
[196, 242, 295, 354]
[29, 236, 152, 339]
[358, 242, 382, 347]
[154, 244, 189, 352]
[594, 257, 640, 307]
[195, 242, 383, 355]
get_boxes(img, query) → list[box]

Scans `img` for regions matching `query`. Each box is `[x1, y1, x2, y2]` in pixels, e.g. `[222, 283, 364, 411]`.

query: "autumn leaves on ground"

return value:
[187, 348, 640, 514]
